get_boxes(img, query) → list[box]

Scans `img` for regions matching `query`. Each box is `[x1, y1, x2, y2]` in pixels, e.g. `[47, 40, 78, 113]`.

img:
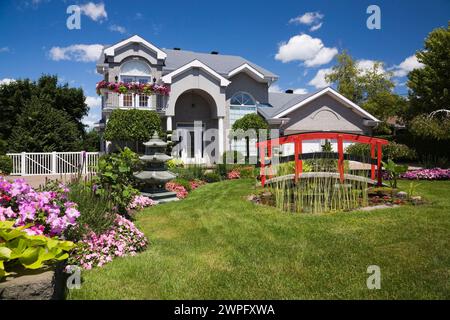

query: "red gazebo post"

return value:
[376, 141, 382, 186]
[259, 143, 266, 187]
[370, 143, 376, 180]
[294, 137, 300, 183]
[267, 139, 274, 179]
[337, 134, 344, 182]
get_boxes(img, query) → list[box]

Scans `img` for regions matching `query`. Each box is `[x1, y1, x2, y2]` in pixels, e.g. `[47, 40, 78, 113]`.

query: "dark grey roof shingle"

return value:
[258, 91, 318, 118]
[162, 48, 278, 79]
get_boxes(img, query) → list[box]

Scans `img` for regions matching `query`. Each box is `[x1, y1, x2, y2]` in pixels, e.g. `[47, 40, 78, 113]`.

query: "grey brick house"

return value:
[95, 35, 379, 163]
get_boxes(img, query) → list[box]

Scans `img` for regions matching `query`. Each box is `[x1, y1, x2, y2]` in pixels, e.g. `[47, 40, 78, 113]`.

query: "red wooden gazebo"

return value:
[256, 132, 389, 187]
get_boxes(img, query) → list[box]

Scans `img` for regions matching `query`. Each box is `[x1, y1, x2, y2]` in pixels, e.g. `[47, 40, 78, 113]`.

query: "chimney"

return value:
[210, 51, 219, 55]
[173, 47, 181, 50]
[285, 89, 294, 94]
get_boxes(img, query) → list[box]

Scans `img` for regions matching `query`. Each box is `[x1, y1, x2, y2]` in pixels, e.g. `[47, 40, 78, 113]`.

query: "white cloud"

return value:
[357, 59, 386, 75]
[0, 78, 15, 85]
[309, 23, 323, 32]
[392, 55, 424, 77]
[82, 96, 102, 128]
[80, 2, 107, 22]
[269, 84, 308, 94]
[308, 68, 332, 89]
[85, 96, 101, 109]
[269, 84, 283, 93]
[289, 12, 324, 25]
[293, 88, 308, 94]
[49, 44, 103, 62]
[109, 24, 126, 34]
[275, 34, 337, 67]
[0, 47, 10, 53]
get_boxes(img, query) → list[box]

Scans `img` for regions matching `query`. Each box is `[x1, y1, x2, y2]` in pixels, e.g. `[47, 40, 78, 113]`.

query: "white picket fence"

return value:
[6, 152, 100, 176]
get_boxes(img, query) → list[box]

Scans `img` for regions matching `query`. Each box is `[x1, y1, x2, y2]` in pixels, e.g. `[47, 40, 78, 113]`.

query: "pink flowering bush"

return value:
[0, 177, 79, 237]
[227, 170, 241, 180]
[189, 179, 206, 190]
[67, 215, 148, 269]
[401, 168, 450, 180]
[127, 195, 157, 212]
[165, 181, 188, 199]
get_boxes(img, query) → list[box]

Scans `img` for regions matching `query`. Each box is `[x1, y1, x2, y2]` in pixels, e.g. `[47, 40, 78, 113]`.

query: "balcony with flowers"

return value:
[96, 80, 171, 113]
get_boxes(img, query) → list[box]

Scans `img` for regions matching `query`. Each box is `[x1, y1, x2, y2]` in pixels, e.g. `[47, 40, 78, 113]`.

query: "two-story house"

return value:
[95, 35, 379, 163]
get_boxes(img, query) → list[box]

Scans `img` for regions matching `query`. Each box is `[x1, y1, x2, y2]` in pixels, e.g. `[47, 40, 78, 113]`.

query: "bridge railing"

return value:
[256, 132, 389, 187]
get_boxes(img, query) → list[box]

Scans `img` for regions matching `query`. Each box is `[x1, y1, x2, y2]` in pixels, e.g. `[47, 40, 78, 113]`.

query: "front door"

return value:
[176, 121, 205, 164]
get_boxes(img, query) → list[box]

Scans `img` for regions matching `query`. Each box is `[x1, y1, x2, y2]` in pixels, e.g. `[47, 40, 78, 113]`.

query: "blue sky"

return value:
[0, 0, 449, 127]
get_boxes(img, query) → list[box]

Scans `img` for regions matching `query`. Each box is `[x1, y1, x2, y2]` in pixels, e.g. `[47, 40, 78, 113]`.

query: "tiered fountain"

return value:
[133, 133, 178, 203]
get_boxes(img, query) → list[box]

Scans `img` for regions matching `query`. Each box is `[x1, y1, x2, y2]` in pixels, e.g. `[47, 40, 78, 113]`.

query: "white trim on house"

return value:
[104, 35, 167, 60]
[273, 87, 380, 122]
[161, 59, 231, 87]
[228, 63, 265, 82]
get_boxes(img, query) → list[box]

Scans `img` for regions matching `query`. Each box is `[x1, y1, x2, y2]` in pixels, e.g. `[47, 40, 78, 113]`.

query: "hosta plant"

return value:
[382, 159, 408, 188]
[0, 220, 74, 279]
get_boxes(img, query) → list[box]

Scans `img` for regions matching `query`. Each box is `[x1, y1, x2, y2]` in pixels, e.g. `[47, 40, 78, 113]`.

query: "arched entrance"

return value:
[173, 89, 220, 163]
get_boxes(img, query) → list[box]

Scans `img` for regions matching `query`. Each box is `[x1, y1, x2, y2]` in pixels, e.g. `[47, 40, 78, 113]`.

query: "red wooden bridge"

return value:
[256, 132, 389, 187]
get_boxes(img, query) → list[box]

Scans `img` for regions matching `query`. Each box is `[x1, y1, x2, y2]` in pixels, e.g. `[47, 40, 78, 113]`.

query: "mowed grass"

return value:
[68, 179, 450, 299]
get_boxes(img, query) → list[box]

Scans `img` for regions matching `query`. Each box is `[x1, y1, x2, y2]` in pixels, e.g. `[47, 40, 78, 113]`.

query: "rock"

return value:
[0, 264, 66, 300]
[411, 196, 423, 204]
[396, 191, 408, 199]
[247, 194, 256, 202]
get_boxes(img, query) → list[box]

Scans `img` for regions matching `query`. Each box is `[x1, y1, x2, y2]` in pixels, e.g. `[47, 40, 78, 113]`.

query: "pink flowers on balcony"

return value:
[96, 80, 170, 96]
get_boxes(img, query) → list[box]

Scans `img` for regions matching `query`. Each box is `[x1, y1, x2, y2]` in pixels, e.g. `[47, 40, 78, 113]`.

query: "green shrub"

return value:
[65, 182, 116, 241]
[203, 172, 221, 183]
[93, 147, 140, 215]
[0, 221, 74, 279]
[276, 161, 313, 176]
[222, 150, 245, 164]
[237, 166, 257, 179]
[167, 158, 184, 169]
[104, 109, 162, 150]
[0, 155, 12, 175]
[170, 164, 205, 181]
[345, 141, 416, 161]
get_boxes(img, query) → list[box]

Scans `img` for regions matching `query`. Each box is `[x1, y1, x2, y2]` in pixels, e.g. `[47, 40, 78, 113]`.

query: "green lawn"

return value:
[68, 179, 450, 299]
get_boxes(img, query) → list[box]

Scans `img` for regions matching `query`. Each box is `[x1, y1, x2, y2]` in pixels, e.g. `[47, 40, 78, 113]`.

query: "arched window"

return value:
[230, 92, 255, 106]
[119, 60, 152, 108]
[229, 92, 257, 157]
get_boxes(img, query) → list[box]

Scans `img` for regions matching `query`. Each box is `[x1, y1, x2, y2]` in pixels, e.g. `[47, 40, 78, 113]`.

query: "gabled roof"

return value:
[258, 87, 380, 122]
[103, 35, 167, 60]
[228, 63, 265, 81]
[161, 59, 231, 87]
[162, 48, 278, 79]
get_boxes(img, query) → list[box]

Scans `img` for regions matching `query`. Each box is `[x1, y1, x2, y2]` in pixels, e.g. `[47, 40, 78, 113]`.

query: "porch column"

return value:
[218, 117, 224, 160]
[166, 116, 172, 132]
